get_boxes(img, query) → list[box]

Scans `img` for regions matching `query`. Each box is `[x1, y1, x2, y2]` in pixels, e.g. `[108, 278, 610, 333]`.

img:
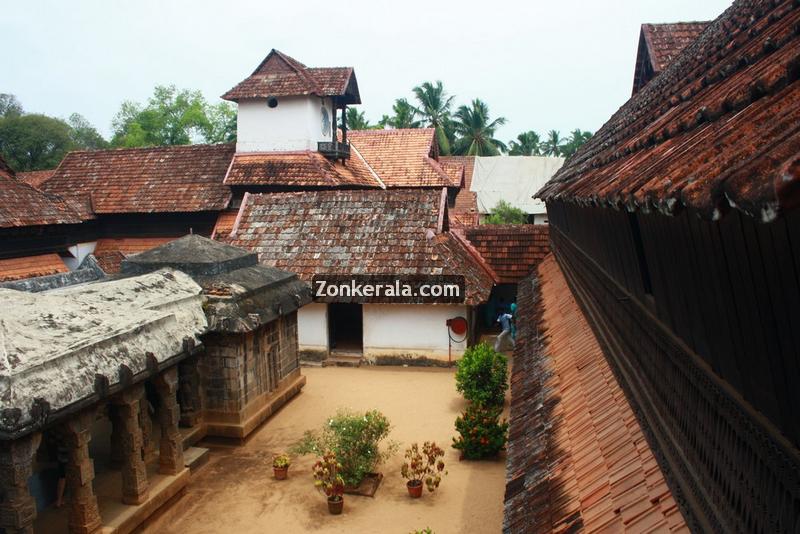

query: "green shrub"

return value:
[291, 409, 396, 487]
[452, 403, 508, 459]
[455, 342, 508, 407]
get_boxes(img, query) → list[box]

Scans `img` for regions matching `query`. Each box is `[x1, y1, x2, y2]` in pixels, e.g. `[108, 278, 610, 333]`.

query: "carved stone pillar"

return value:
[0, 432, 42, 534]
[139, 397, 156, 463]
[154, 368, 184, 475]
[63, 410, 102, 534]
[111, 384, 149, 505]
[178, 357, 201, 427]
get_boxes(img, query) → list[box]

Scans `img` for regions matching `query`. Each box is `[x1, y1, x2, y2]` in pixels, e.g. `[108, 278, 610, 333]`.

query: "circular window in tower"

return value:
[321, 106, 331, 136]
[267, 97, 278, 108]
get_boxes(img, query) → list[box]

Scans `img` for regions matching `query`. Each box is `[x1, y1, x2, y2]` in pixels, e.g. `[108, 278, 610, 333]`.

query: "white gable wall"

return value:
[471, 156, 565, 215]
[236, 96, 334, 152]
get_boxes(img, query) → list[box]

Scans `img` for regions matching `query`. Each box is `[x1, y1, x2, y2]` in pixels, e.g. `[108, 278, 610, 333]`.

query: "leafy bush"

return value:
[484, 200, 527, 224]
[455, 342, 509, 407]
[452, 403, 509, 459]
[291, 409, 397, 487]
[410, 529, 434, 534]
[401, 441, 447, 492]
[312, 450, 344, 499]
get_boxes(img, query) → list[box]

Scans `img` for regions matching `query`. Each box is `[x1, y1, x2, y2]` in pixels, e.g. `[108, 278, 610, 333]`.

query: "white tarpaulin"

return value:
[470, 156, 565, 214]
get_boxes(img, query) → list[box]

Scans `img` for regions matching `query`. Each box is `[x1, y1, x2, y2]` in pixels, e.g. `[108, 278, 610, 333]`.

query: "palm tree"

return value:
[412, 81, 455, 155]
[560, 129, 593, 158]
[346, 108, 372, 130]
[451, 99, 507, 156]
[384, 98, 421, 129]
[508, 131, 541, 156]
[540, 130, 565, 157]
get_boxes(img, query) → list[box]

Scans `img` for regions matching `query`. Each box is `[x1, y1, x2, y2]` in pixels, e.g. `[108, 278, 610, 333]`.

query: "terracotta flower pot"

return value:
[327, 495, 344, 515]
[407, 480, 423, 498]
[273, 466, 288, 480]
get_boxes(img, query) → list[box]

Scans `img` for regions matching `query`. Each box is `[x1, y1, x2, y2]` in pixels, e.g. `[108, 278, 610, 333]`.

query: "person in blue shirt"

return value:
[494, 310, 514, 351]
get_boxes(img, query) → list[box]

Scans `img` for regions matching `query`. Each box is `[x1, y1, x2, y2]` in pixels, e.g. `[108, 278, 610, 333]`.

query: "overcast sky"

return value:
[3, 0, 732, 143]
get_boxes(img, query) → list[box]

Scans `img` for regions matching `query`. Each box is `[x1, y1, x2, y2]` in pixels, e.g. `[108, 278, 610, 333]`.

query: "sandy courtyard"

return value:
[145, 366, 507, 534]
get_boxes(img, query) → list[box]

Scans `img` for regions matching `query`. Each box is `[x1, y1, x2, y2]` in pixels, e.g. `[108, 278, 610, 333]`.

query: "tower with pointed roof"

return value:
[222, 49, 360, 159]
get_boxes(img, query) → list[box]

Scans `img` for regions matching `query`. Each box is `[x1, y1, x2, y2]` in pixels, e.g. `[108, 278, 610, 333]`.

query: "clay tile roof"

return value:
[16, 169, 56, 189]
[644, 22, 711, 72]
[0, 254, 69, 282]
[463, 224, 550, 283]
[504, 255, 689, 533]
[211, 209, 240, 240]
[348, 129, 458, 188]
[93, 237, 180, 274]
[0, 157, 84, 229]
[441, 156, 479, 226]
[540, 0, 800, 222]
[222, 50, 360, 104]
[226, 189, 494, 305]
[223, 150, 382, 188]
[42, 144, 235, 215]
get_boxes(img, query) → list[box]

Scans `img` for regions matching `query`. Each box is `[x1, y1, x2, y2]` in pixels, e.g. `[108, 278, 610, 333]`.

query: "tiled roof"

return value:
[440, 156, 479, 226]
[463, 224, 549, 283]
[93, 237, 180, 274]
[0, 163, 84, 229]
[504, 255, 688, 533]
[223, 150, 382, 188]
[16, 169, 56, 189]
[42, 144, 235, 215]
[211, 209, 240, 240]
[540, 0, 800, 222]
[222, 50, 359, 104]
[226, 189, 494, 305]
[0, 254, 69, 282]
[642, 22, 711, 73]
[348, 129, 459, 188]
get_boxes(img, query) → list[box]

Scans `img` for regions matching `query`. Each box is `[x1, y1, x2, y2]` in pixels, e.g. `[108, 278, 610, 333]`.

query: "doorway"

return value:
[328, 303, 363, 353]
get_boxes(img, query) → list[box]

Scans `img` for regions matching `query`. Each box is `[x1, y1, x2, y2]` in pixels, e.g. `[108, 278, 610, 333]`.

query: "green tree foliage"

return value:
[379, 98, 421, 129]
[206, 101, 237, 144]
[0, 95, 110, 171]
[110, 85, 235, 147]
[412, 81, 455, 155]
[540, 129, 565, 156]
[507, 130, 541, 156]
[345, 107, 372, 130]
[0, 94, 23, 118]
[452, 99, 507, 156]
[452, 403, 509, 459]
[560, 128, 593, 158]
[67, 113, 108, 150]
[455, 342, 509, 407]
[0, 114, 74, 171]
[484, 200, 528, 225]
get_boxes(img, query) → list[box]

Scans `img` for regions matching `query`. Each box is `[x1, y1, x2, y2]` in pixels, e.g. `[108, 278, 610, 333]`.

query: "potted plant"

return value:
[313, 450, 345, 515]
[401, 442, 447, 498]
[452, 403, 509, 459]
[273, 452, 290, 480]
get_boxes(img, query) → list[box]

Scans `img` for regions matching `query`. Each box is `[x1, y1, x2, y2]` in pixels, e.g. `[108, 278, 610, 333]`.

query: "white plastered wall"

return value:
[236, 96, 333, 152]
[298, 302, 329, 354]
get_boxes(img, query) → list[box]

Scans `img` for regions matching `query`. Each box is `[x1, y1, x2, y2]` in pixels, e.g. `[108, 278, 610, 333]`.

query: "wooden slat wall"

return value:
[548, 201, 800, 449]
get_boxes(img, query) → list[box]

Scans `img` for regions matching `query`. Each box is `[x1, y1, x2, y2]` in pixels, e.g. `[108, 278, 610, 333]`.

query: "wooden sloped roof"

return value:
[0, 155, 84, 229]
[504, 255, 688, 533]
[540, 0, 800, 222]
[222, 49, 360, 104]
[42, 144, 235, 215]
[226, 188, 495, 305]
[633, 22, 710, 94]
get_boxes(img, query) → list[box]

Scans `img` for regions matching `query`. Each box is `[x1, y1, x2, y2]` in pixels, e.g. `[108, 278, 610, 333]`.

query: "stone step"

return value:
[184, 446, 210, 472]
[323, 354, 363, 368]
[300, 360, 324, 368]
